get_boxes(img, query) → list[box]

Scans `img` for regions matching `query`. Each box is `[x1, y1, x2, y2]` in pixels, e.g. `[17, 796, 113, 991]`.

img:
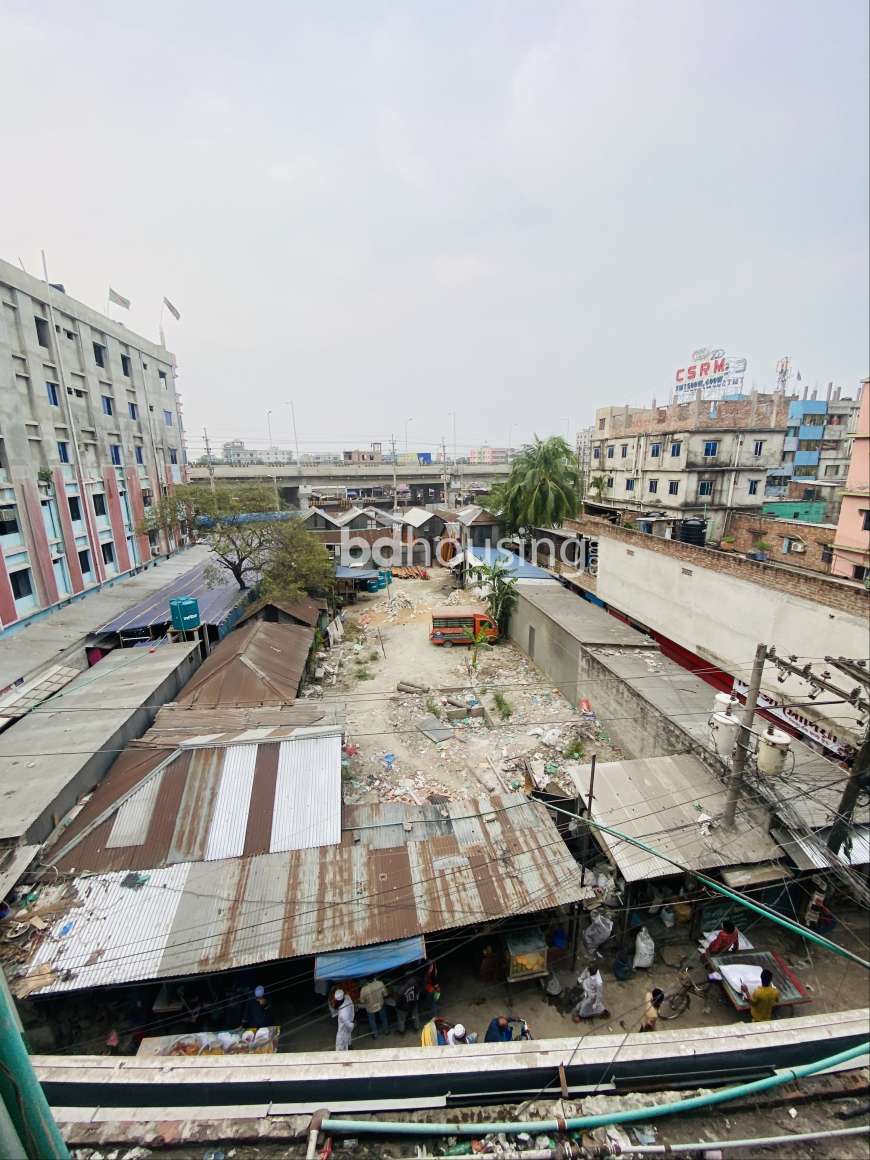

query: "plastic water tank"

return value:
[169, 596, 201, 631]
[676, 518, 707, 546]
[757, 727, 791, 776]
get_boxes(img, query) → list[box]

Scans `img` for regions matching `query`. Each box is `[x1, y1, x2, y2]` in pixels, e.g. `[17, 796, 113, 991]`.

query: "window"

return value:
[598, 417, 605, 431]
[668, 480, 679, 495]
[670, 441, 682, 457]
[703, 440, 719, 458]
[698, 480, 713, 496]
[101, 395, 113, 416]
[64, 329, 75, 340]
[625, 478, 636, 492]
[46, 382, 59, 407]
[853, 565, 869, 582]
[34, 317, 50, 348]
[606, 446, 614, 459]
[748, 480, 759, 495]
[821, 544, 833, 564]
[163, 410, 173, 427]
[128, 402, 139, 420]
[110, 444, 122, 466]
[92, 493, 107, 517]
[650, 443, 661, 458]
[134, 445, 144, 465]
[158, 370, 168, 389]
[620, 444, 628, 458]
[824, 465, 841, 478]
[121, 354, 132, 377]
[78, 548, 91, 574]
[68, 495, 82, 522]
[93, 342, 106, 368]
[101, 541, 115, 567]
[802, 488, 817, 501]
[862, 510, 870, 532]
[593, 447, 601, 459]
[753, 440, 765, 456]
[0, 506, 19, 537]
[57, 441, 70, 463]
[169, 448, 178, 464]
[606, 476, 614, 489]
[9, 569, 32, 600]
[792, 511, 801, 519]
[648, 479, 658, 494]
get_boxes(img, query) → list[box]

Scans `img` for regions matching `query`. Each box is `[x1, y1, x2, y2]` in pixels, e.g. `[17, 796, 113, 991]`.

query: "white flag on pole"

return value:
[162, 296, 181, 321]
[108, 287, 131, 310]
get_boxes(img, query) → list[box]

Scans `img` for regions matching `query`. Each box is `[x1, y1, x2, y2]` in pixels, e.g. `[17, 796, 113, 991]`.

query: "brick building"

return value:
[723, 512, 835, 575]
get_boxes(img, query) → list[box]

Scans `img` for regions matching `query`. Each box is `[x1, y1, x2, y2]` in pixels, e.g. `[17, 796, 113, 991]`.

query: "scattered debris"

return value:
[417, 715, 456, 745]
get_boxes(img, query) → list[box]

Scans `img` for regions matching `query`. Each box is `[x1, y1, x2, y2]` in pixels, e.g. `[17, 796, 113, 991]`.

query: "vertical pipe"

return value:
[0, 971, 69, 1159]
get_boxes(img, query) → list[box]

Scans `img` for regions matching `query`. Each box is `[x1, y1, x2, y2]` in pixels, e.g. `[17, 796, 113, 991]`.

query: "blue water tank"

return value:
[170, 596, 201, 631]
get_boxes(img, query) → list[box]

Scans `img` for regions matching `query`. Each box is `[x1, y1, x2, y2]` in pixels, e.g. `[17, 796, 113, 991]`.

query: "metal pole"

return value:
[723, 642, 767, 827]
[391, 435, 398, 511]
[287, 400, 301, 464]
[0, 970, 70, 1159]
[579, 753, 596, 887]
[203, 427, 216, 494]
[828, 729, 870, 855]
[266, 410, 280, 509]
[0, 1098, 26, 1160]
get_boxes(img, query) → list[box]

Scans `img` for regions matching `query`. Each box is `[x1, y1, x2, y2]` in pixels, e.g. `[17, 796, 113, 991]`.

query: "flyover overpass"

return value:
[187, 461, 511, 505]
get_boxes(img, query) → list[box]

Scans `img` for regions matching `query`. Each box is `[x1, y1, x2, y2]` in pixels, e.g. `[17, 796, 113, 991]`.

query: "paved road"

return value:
[0, 544, 212, 690]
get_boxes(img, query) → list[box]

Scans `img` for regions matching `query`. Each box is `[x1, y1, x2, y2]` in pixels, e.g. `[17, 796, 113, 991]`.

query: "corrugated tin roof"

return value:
[17, 794, 591, 995]
[402, 507, 442, 529]
[771, 824, 870, 870]
[237, 596, 326, 628]
[466, 547, 553, 580]
[566, 754, 785, 882]
[138, 703, 345, 748]
[0, 663, 81, 727]
[176, 620, 314, 707]
[45, 732, 343, 874]
[95, 559, 248, 635]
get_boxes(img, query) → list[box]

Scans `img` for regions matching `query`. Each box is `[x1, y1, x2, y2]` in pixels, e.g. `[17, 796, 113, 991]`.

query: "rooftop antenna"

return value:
[776, 357, 790, 394]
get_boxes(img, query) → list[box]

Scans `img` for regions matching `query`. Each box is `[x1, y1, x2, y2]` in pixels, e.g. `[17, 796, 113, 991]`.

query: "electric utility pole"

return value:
[723, 642, 768, 827]
[391, 435, 398, 511]
[202, 427, 216, 494]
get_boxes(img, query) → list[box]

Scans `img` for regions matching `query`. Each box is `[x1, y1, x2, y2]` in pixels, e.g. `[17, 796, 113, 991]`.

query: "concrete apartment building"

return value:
[764, 384, 863, 523]
[588, 393, 792, 540]
[468, 446, 510, 464]
[831, 381, 870, 581]
[0, 258, 185, 630]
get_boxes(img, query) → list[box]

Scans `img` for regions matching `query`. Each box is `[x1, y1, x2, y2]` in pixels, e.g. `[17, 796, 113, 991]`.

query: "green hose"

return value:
[320, 1040, 868, 1137]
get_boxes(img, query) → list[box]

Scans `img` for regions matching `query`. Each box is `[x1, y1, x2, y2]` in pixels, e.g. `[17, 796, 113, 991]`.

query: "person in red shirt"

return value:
[705, 920, 739, 956]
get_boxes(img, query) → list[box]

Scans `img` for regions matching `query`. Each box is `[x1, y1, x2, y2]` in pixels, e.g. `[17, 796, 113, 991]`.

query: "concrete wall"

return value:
[509, 592, 583, 706]
[595, 534, 867, 745]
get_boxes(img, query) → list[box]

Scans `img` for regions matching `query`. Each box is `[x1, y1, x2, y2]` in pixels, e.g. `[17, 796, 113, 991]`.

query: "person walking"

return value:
[421, 960, 440, 1018]
[332, 988, 355, 1051]
[359, 975, 391, 1039]
[640, 988, 665, 1032]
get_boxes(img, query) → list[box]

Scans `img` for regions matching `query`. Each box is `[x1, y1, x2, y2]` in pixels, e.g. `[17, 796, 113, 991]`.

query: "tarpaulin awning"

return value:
[314, 936, 426, 981]
[335, 566, 380, 581]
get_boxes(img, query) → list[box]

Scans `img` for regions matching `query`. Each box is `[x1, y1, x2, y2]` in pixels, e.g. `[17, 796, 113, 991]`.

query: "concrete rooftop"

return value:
[0, 643, 199, 844]
[517, 583, 650, 647]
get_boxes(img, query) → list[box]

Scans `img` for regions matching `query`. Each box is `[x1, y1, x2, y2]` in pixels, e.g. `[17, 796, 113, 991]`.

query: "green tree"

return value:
[260, 519, 334, 603]
[464, 623, 493, 670]
[478, 560, 518, 635]
[489, 436, 580, 534]
[589, 474, 607, 502]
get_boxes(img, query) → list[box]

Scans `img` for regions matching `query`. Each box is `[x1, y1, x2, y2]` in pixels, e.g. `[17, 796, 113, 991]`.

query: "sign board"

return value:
[672, 348, 748, 402]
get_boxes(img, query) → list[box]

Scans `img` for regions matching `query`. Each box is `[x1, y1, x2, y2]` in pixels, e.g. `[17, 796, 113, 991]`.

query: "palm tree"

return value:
[464, 624, 493, 669]
[589, 474, 607, 502]
[491, 436, 581, 534]
[478, 561, 518, 635]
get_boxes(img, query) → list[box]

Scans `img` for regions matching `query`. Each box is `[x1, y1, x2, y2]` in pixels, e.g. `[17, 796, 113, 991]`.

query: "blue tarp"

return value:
[314, 936, 426, 981]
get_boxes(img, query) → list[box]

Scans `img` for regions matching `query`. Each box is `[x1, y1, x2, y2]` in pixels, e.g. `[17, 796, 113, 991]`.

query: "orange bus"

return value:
[429, 607, 499, 647]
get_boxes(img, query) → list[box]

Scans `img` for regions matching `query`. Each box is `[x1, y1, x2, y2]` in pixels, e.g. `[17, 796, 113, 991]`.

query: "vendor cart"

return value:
[505, 929, 549, 985]
[708, 949, 811, 1016]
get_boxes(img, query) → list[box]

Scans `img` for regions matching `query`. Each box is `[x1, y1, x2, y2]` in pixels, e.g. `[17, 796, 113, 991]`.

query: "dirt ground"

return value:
[319, 570, 622, 804]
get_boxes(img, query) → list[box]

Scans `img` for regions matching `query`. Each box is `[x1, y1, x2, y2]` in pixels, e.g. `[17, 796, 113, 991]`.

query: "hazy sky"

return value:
[3, 1, 868, 459]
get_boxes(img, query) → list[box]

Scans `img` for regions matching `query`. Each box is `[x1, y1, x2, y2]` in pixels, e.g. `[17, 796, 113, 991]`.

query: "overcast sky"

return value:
[3, 1, 868, 457]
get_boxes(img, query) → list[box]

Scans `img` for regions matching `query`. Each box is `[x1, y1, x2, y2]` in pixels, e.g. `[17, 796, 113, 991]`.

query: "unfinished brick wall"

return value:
[724, 513, 835, 575]
[598, 393, 794, 438]
[566, 514, 869, 618]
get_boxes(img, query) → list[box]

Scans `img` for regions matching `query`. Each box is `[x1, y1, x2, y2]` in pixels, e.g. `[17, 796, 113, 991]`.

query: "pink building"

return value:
[831, 379, 870, 581]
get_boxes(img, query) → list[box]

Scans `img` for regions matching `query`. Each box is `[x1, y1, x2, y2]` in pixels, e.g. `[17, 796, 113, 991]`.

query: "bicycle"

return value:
[658, 962, 712, 1020]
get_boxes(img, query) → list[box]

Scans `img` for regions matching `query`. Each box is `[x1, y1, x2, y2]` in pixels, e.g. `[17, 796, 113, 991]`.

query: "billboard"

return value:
[672, 348, 747, 402]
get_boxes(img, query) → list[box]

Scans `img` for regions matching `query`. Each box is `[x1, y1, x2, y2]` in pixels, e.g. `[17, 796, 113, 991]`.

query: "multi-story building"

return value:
[588, 393, 792, 540]
[468, 446, 509, 464]
[343, 443, 383, 465]
[0, 258, 185, 629]
[576, 425, 594, 482]
[831, 381, 870, 582]
[221, 439, 253, 466]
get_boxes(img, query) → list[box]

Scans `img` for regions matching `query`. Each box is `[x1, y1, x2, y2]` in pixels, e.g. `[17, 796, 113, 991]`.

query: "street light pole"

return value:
[286, 401, 300, 464]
